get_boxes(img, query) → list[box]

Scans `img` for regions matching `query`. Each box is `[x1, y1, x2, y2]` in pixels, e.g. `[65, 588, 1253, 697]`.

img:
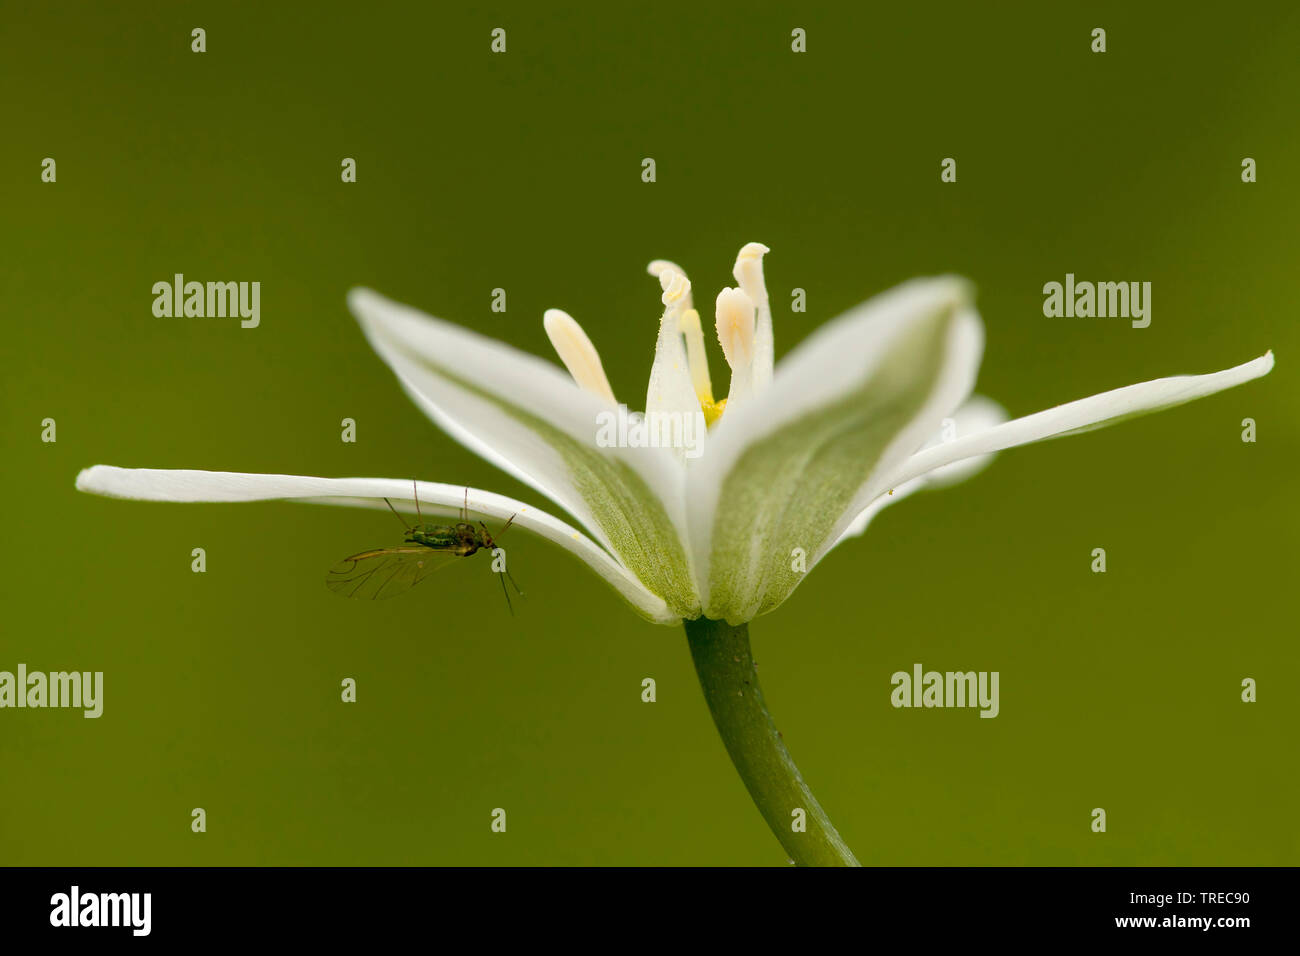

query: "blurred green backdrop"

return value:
[2, 1, 1296, 865]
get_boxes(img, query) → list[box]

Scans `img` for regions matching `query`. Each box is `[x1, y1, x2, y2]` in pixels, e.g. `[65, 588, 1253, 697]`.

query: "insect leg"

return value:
[505, 567, 523, 596]
[479, 516, 522, 598]
[413, 479, 424, 526]
[498, 565, 515, 616]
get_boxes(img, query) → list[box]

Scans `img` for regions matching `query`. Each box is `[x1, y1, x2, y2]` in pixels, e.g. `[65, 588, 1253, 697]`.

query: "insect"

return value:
[326, 483, 522, 611]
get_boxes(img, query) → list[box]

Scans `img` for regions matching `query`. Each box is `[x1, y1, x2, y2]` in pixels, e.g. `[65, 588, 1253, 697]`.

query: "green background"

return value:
[3, 1, 1296, 865]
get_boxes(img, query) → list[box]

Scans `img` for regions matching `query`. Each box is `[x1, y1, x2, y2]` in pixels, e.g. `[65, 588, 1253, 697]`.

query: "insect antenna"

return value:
[478, 514, 516, 549]
[382, 497, 412, 532]
[413, 479, 424, 526]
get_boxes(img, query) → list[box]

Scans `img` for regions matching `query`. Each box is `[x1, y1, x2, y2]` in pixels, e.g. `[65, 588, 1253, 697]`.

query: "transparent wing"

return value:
[325, 546, 462, 600]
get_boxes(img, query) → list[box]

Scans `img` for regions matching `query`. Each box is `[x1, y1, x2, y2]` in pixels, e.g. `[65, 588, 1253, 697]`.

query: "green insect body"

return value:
[406, 522, 484, 555]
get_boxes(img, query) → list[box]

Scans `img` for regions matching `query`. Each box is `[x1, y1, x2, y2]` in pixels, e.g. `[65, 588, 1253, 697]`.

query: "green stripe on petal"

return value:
[385, 340, 699, 619]
[350, 289, 701, 620]
[695, 280, 982, 623]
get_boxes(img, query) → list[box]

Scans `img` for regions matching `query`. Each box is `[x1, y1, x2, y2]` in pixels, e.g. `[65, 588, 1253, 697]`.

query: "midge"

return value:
[327, 483, 522, 611]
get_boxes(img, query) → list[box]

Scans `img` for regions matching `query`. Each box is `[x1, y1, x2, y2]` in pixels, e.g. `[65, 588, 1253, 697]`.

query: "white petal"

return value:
[348, 289, 699, 618]
[687, 277, 983, 623]
[871, 352, 1275, 501]
[831, 394, 1008, 546]
[74, 466, 677, 624]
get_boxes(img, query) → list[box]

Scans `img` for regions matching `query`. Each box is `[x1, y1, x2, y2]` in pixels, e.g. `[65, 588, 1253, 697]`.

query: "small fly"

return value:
[326, 483, 523, 612]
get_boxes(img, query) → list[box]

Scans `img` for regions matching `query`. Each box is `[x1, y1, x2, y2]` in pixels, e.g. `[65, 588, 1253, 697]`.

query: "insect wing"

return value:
[326, 546, 459, 600]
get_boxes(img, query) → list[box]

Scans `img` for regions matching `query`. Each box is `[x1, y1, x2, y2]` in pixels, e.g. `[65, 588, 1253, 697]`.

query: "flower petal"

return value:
[348, 289, 699, 618]
[831, 394, 1008, 546]
[74, 466, 677, 623]
[688, 277, 984, 623]
[868, 351, 1275, 502]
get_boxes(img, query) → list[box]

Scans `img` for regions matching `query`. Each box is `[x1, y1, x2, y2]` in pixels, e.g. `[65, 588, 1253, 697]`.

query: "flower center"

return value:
[653, 258, 760, 428]
[544, 244, 772, 434]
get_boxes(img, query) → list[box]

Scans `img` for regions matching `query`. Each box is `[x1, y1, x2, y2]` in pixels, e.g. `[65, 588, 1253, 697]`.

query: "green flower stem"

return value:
[684, 616, 860, 866]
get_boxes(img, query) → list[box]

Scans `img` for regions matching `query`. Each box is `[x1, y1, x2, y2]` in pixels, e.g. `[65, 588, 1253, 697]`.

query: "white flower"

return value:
[77, 243, 1274, 626]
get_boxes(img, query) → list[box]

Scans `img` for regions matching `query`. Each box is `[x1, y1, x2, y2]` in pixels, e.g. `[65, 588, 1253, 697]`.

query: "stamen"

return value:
[659, 268, 690, 308]
[732, 242, 773, 389]
[543, 308, 617, 404]
[731, 243, 770, 310]
[714, 286, 756, 413]
[647, 259, 693, 311]
[678, 307, 715, 406]
[645, 267, 700, 422]
[654, 264, 727, 427]
[714, 286, 755, 371]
